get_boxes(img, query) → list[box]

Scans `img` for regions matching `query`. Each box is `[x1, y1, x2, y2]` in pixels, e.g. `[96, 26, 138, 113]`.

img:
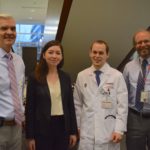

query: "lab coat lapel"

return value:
[99, 64, 112, 89]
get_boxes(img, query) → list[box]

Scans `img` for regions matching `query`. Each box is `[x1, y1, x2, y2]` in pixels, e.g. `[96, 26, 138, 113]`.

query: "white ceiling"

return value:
[0, 0, 49, 24]
[0, 0, 64, 42]
[0, 0, 63, 26]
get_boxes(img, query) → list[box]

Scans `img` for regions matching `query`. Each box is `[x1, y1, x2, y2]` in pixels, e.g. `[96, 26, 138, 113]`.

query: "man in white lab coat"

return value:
[74, 40, 128, 150]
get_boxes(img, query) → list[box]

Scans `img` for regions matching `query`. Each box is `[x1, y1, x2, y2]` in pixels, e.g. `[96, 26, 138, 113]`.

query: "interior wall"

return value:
[62, 0, 150, 82]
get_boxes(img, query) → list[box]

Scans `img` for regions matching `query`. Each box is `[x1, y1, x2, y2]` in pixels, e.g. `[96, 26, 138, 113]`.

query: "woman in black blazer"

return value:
[25, 40, 78, 150]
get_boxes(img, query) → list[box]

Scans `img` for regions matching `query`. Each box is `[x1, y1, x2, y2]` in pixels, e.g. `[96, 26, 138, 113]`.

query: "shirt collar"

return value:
[89, 63, 109, 75]
[0, 48, 13, 58]
[139, 57, 150, 65]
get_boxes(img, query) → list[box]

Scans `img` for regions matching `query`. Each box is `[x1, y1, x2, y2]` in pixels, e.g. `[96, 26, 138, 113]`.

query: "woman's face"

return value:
[43, 45, 62, 68]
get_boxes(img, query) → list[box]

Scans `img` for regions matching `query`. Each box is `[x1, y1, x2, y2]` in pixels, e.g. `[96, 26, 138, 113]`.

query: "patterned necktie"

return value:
[135, 59, 148, 111]
[6, 53, 23, 125]
[94, 70, 101, 86]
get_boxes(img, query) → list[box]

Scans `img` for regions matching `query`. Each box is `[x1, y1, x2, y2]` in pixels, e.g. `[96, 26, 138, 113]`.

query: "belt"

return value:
[129, 108, 150, 118]
[3, 120, 16, 126]
[0, 117, 16, 127]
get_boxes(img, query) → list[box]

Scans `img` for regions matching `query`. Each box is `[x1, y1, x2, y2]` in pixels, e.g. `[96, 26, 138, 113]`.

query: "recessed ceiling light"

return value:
[28, 17, 33, 20]
[31, 9, 35, 12]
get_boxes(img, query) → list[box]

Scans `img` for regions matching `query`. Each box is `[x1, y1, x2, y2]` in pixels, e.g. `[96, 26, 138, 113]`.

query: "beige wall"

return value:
[62, 0, 150, 82]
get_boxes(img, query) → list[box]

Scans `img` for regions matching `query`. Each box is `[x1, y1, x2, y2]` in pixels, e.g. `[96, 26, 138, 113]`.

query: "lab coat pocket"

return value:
[103, 115, 116, 142]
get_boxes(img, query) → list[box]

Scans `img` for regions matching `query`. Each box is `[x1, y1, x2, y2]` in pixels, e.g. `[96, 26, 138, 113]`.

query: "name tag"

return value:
[141, 91, 149, 103]
[101, 100, 112, 109]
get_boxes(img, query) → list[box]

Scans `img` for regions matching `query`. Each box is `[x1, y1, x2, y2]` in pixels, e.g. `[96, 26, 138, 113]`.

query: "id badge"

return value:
[101, 100, 112, 109]
[141, 91, 150, 104]
[141, 91, 149, 103]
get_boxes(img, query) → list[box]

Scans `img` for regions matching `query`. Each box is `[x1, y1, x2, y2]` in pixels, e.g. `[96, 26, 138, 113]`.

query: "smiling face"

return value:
[89, 42, 109, 69]
[43, 45, 63, 68]
[0, 18, 16, 52]
[134, 31, 150, 59]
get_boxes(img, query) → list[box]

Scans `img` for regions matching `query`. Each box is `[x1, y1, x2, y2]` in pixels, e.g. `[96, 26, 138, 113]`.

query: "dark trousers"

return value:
[35, 115, 69, 150]
[126, 109, 150, 150]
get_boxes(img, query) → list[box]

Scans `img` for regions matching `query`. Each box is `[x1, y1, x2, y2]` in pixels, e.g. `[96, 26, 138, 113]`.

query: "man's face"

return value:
[135, 31, 150, 59]
[0, 18, 16, 51]
[89, 43, 109, 69]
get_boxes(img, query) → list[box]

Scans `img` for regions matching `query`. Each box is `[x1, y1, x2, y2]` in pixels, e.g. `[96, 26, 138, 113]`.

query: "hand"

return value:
[27, 139, 36, 150]
[69, 135, 77, 148]
[111, 132, 123, 143]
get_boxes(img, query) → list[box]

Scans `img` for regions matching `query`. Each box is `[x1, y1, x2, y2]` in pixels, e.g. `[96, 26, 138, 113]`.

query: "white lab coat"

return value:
[74, 63, 128, 150]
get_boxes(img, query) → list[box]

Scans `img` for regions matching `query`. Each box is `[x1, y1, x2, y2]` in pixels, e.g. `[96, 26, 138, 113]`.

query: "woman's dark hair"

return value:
[35, 40, 64, 83]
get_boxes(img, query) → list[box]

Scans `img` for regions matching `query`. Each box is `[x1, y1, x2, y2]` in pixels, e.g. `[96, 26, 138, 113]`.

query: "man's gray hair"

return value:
[0, 13, 14, 20]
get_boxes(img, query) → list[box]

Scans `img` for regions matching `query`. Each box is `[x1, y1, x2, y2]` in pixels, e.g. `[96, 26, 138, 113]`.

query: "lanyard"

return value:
[144, 65, 150, 81]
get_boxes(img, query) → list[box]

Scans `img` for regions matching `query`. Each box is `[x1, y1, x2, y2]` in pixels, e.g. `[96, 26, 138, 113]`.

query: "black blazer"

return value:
[25, 70, 78, 139]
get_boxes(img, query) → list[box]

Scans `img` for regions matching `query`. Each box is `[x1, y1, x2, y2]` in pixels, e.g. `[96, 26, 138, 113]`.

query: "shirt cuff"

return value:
[115, 131, 124, 135]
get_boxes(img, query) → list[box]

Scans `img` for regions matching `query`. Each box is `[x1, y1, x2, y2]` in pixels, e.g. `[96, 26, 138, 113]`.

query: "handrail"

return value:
[117, 48, 136, 72]
[56, 0, 73, 41]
